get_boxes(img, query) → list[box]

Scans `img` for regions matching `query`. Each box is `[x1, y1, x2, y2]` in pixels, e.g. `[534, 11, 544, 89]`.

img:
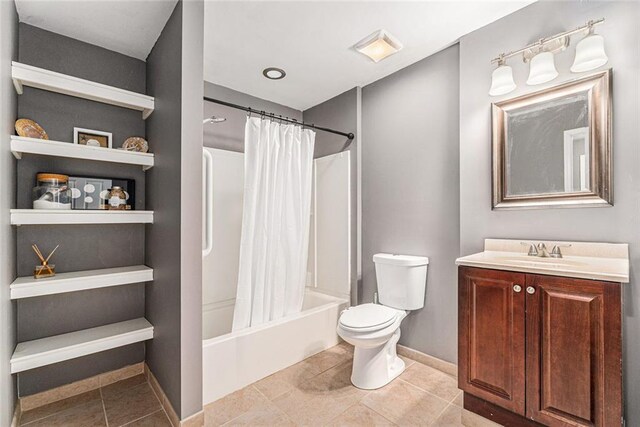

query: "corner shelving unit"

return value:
[10, 62, 156, 373]
[10, 318, 154, 373]
[12, 62, 155, 119]
[10, 266, 153, 299]
[11, 136, 154, 170]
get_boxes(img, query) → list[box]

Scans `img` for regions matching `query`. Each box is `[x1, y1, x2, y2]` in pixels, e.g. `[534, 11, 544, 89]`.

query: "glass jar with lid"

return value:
[32, 173, 72, 210]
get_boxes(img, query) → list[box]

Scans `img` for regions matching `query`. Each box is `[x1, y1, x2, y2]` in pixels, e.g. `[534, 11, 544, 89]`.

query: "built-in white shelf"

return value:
[10, 318, 153, 373]
[11, 136, 154, 170]
[10, 209, 154, 225]
[10, 265, 153, 300]
[12, 62, 154, 119]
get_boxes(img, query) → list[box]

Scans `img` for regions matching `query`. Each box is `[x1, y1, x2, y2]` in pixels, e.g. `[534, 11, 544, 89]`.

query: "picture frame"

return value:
[73, 127, 113, 148]
[68, 175, 135, 210]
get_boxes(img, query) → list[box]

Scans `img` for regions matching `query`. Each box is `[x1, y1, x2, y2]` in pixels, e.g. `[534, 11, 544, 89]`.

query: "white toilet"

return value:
[337, 253, 429, 389]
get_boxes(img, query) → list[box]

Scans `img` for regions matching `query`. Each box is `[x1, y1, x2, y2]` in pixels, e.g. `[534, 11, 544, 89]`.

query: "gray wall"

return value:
[145, 0, 204, 419]
[145, 1, 183, 415]
[15, 24, 148, 396]
[303, 89, 359, 304]
[362, 45, 460, 363]
[203, 82, 302, 152]
[0, 0, 18, 423]
[458, 1, 640, 424]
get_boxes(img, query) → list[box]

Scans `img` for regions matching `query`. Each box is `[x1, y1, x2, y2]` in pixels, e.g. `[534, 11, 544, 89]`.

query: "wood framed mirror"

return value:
[492, 69, 612, 210]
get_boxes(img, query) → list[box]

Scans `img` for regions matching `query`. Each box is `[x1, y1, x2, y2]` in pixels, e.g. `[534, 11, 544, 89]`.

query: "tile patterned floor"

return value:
[18, 343, 501, 426]
[19, 374, 172, 426]
[204, 342, 501, 426]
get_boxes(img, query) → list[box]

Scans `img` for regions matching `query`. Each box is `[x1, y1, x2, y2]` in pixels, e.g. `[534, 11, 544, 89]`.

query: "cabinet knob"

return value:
[513, 284, 522, 293]
[526, 286, 536, 295]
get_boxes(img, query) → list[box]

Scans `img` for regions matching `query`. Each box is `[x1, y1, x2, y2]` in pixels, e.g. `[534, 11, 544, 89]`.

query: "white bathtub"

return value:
[202, 289, 349, 404]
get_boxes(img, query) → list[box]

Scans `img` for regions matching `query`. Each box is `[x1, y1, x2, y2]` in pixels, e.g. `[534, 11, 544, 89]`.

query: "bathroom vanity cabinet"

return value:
[458, 266, 622, 427]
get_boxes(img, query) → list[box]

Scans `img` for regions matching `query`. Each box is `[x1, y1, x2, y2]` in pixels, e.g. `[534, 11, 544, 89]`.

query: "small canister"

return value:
[32, 173, 71, 210]
[107, 186, 127, 210]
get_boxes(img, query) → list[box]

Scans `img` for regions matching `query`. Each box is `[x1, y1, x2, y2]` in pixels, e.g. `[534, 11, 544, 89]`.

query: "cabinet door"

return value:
[525, 274, 622, 427]
[458, 267, 526, 414]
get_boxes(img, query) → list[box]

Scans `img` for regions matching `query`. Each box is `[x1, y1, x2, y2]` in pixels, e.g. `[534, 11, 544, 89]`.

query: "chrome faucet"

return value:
[520, 242, 538, 256]
[549, 244, 571, 259]
[536, 243, 550, 258]
[521, 242, 571, 258]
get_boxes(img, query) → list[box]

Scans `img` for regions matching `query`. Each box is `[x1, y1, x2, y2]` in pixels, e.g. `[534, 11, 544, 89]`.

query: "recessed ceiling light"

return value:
[263, 67, 286, 80]
[354, 29, 403, 63]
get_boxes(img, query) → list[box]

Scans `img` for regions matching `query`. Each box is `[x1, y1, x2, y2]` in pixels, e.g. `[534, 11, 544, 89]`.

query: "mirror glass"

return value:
[505, 91, 589, 196]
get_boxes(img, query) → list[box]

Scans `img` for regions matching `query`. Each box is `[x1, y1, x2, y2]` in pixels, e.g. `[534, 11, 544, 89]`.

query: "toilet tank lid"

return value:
[373, 253, 429, 266]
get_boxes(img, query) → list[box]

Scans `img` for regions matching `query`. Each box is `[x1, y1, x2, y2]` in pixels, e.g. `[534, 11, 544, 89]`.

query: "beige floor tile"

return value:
[273, 363, 368, 426]
[101, 374, 148, 400]
[204, 386, 270, 426]
[103, 383, 162, 427]
[305, 344, 353, 374]
[22, 399, 106, 427]
[430, 404, 502, 427]
[397, 346, 458, 379]
[452, 392, 463, 408]
[20, 389, 101, 425]
[326, 403, 396, 426]
[222, 401, 294, 426]
[399, 355, 415, 369]
[361, 379, 449, 426]
[124, 410, 173, 427]
[399, 362, 461, 402]
[253, 360, 322, 400]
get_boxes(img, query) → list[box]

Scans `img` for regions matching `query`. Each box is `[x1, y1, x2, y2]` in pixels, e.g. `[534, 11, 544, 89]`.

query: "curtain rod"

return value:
[203, 96, 355, 140]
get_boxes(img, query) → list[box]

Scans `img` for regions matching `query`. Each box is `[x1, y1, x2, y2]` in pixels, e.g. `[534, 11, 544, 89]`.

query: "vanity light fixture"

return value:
[262, 67, 286, 80]
[526, 51, 559, 85]
[489, 18, 605, 96]
[489, 57, 517, 96]
[354, 29, 403, 63]
[571, 24, 608, 72]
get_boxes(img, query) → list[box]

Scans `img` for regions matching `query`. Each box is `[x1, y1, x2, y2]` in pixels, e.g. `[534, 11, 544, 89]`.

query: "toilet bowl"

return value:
[337, 253, 429, 390]
[337, 303, 407, 389]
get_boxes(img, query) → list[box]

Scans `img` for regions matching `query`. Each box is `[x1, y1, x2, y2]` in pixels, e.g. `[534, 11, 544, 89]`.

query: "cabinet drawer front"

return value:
[525, 275, 622, 427]
[458, 267, 526, 415]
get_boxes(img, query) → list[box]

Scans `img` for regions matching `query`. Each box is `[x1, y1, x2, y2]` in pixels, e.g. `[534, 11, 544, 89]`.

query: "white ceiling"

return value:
[204, 1, 535, 110]
[14, 1, 535, 109]
[15, 0, 178, 60]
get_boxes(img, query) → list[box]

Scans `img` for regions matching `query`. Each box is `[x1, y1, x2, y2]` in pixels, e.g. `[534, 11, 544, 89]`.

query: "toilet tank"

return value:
[374, 253, 429, 310]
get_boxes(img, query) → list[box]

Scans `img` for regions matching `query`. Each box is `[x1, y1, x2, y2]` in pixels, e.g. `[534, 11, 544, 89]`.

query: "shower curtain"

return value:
[232, 117, 316, 331]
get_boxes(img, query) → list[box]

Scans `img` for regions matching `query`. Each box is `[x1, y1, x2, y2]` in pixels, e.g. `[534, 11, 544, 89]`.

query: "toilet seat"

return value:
[339, 304, 403, 332]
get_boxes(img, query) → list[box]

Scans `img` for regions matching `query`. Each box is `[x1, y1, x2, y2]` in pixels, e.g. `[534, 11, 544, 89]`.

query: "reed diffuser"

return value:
[32, 244, 58, 279]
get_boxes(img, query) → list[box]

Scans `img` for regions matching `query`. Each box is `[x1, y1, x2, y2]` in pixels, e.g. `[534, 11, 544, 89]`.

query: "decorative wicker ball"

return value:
[122, 137, 149, 153]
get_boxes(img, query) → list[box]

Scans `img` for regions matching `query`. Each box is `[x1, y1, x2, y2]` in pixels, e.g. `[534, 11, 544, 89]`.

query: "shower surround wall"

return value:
[15, 24, 147, 396]
[0, 0, 17, 423]
[459, 1, 640, 424]
[303, 88, 359, 305]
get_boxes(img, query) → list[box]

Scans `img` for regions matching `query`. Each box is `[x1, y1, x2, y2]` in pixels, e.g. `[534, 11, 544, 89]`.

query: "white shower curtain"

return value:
[232, 117, 316, 331]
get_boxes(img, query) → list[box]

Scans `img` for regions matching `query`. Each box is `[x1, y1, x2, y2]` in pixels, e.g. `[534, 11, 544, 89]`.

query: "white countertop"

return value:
[456, 239, 629, 283]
